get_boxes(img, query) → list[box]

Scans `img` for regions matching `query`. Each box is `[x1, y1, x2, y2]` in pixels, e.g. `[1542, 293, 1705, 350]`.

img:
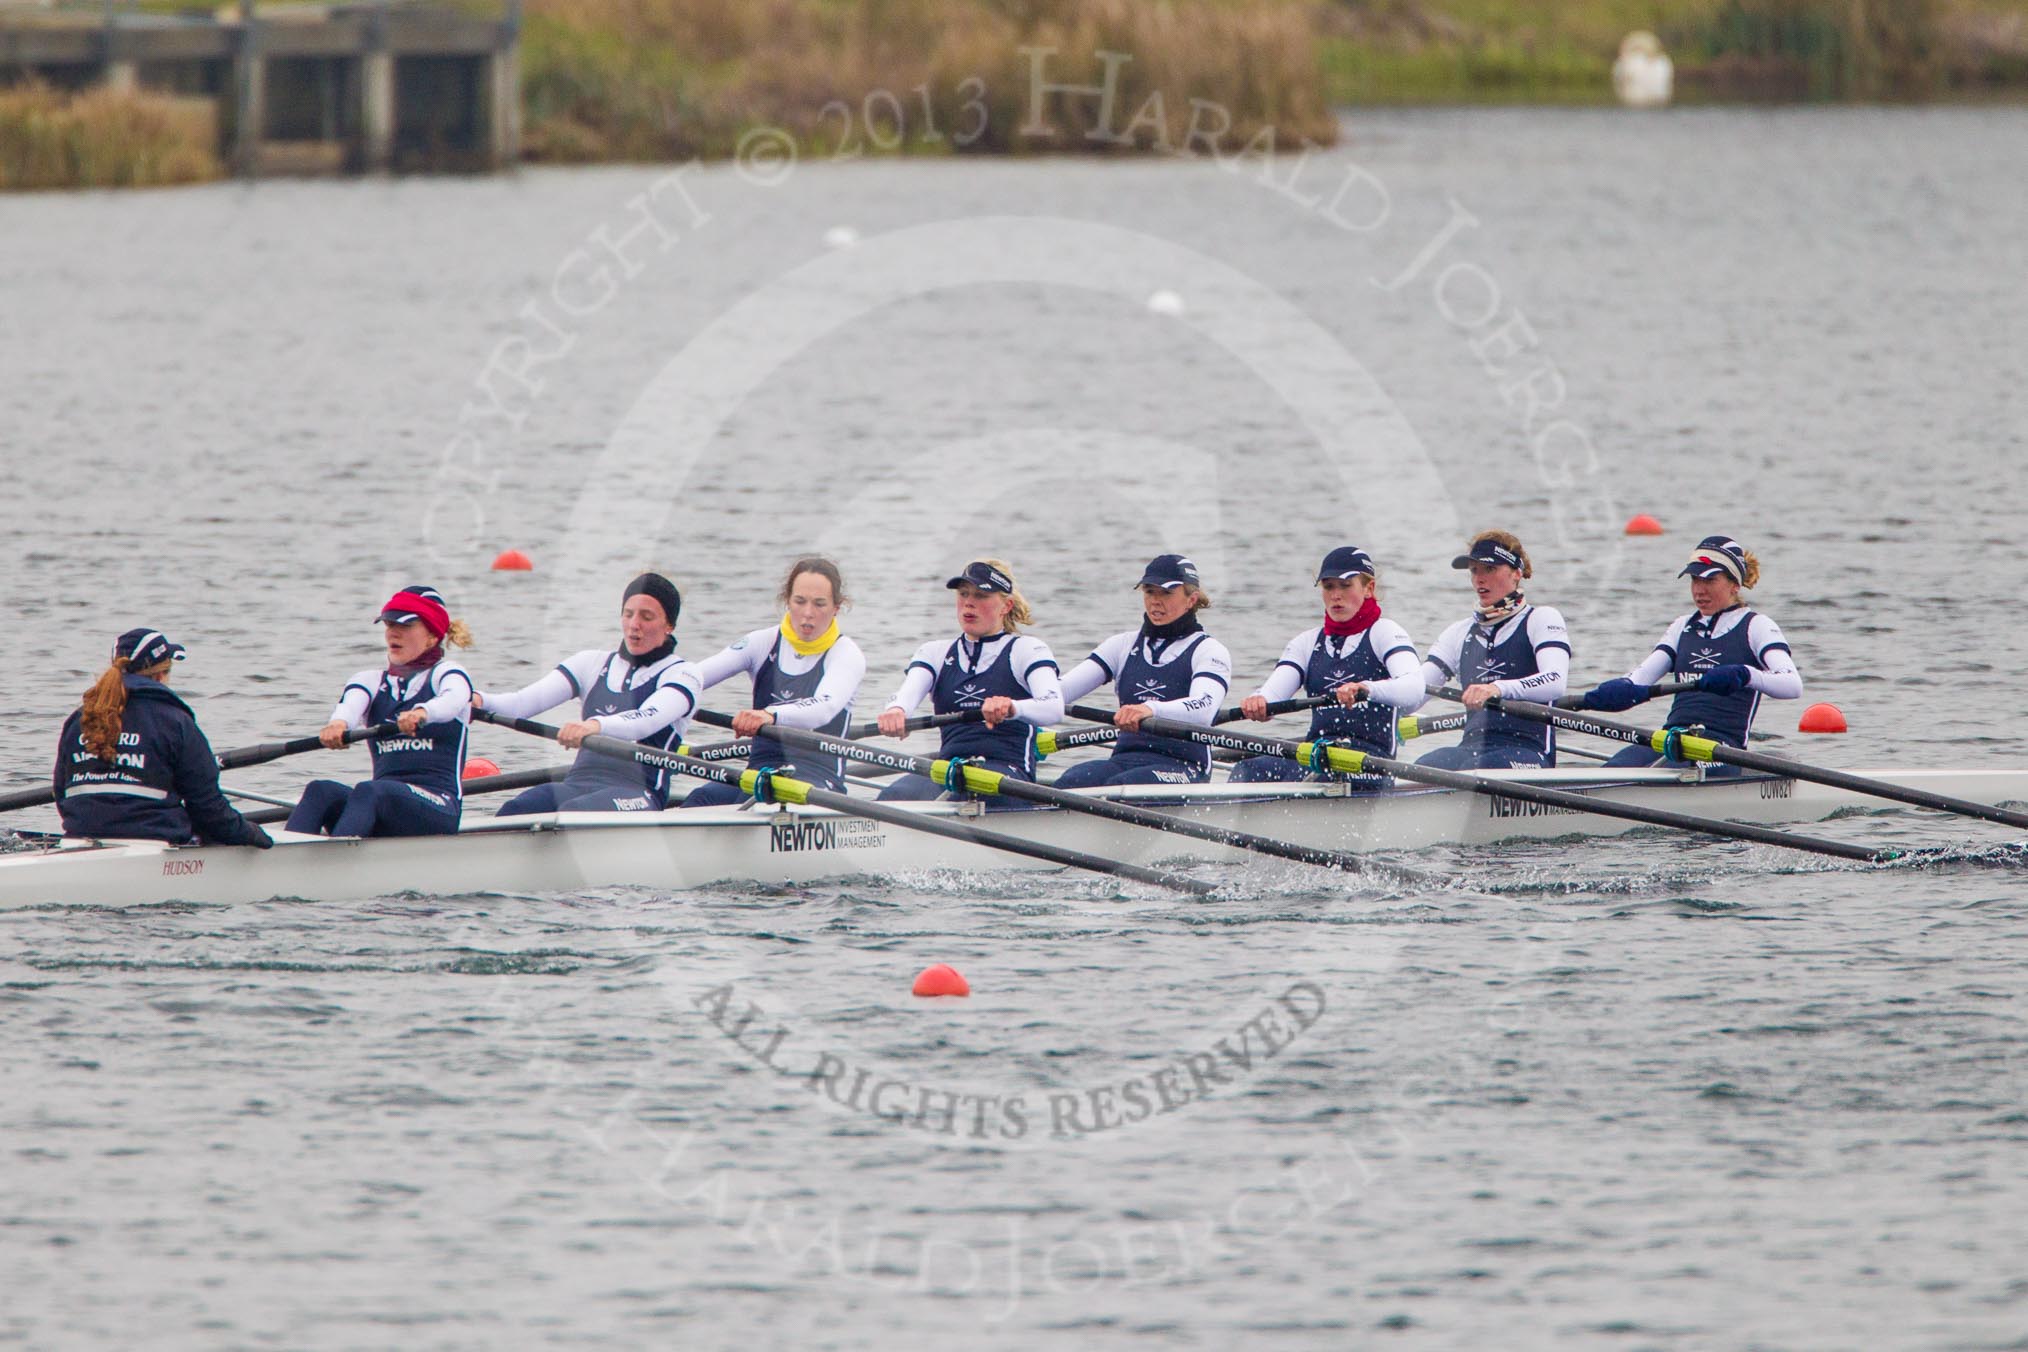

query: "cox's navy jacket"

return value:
[54, 676, 270, 847]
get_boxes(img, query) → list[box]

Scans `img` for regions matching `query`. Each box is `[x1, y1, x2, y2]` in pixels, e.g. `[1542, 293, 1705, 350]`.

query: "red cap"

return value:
[378, 585, 449, 639]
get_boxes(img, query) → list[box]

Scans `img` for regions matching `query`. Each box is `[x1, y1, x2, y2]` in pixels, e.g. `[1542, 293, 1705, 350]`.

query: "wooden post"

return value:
[490, 0, 521, 167]
[101, 0, 138, 92]
[233, 0, 262, 176]
[361, 0, 393, 171]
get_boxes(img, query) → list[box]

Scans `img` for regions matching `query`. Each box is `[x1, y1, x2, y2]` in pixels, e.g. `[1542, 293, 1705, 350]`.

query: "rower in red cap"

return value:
[286, 585, 476, 838]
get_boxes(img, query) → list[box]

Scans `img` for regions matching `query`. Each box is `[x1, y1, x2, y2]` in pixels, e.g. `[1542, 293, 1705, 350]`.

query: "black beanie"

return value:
[623, 572, 682, 627]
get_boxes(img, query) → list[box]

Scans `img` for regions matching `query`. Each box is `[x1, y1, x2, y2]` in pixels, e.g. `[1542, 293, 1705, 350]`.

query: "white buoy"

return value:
[823, 226, 859, 249]
[1613, 31, 1674, 108]
[1146, 290, 1186, 316]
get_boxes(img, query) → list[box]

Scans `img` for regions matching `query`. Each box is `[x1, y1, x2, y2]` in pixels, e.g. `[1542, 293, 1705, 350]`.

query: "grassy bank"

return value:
[1318, 0, 2028, 104]
[520, 0, 1341, 163]
[0, 84, 223, 190]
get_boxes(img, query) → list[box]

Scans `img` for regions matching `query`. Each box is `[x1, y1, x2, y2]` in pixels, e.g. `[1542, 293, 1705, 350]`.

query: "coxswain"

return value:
[475, 573, 701, 813]
[1417, 532, 1571, 769]
[1230, 546, 1426, 785]
[681, 557, 865, 808]
[875, 560, 1062, 802]
[1572, 535, 1800, 768]
[287, 586, 475, 837]
[54, 628, 273, 848]
[1053, 554, 1231, 788]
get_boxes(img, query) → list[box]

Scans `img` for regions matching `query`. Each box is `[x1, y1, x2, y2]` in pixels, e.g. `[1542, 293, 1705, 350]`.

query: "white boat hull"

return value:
[2, 767, 2024, 909]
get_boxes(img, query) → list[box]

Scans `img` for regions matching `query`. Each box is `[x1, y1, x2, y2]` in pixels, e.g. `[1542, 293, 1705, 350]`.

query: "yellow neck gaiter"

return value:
[780, 613, 840, 658]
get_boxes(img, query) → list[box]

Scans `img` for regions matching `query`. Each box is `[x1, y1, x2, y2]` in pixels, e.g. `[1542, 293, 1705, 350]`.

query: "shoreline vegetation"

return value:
[0, 83, 222, 189]
[4, 0, 2025, 188]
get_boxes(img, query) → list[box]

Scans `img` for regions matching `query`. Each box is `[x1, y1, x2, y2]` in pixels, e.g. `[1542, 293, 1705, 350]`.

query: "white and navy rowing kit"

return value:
[348, 661, 474, 804]
[1420, 605, 1571, 769]
[1610, 606, 1800, 760]
[484, 645, 701, 813]
[287, 659, 475, 837]
[878, 632, 1062, 800]
[680, 625, 867, 806]
[1056, 623, 1232, 786]
[1229, 616, 1426, 783]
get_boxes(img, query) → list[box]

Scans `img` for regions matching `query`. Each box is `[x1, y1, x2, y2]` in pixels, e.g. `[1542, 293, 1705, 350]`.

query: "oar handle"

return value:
[217, 722, 400, 770]
[1212, 694, 1333, 724]
[1550, 680, 1695, 709]
[853, 710, 979, 737]
[1062, 694, 1330, 736]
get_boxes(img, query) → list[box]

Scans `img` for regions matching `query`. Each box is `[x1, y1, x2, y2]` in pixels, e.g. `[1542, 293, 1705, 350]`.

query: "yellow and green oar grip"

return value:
[1397, 717, 1421, 740]
[1648, 729, 1719, 762]
[1297, 741, 1368, 775]
[737, 768, 812, 805]
[931, 759, 1006, 795]
[1036, 731, 1059, 756]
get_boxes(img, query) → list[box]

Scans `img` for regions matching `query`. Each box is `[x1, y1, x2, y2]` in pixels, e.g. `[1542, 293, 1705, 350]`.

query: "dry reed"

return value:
[0, 83, 223, 190]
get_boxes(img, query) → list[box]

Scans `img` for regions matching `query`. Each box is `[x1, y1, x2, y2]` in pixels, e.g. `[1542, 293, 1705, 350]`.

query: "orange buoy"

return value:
[912, 963, 970, 998]
[1624, 514, 1665, 536]
[1798, 703, 1847, 734]
[491, 549, 533, 571]
[463, 757, 501, 779]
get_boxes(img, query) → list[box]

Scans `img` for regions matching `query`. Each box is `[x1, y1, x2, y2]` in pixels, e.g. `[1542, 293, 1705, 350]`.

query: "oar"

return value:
[0, 723, 400, 815]
[1396, 713, 1465, 740]
[1036, 695, 1332, 762]
[846, 710, 974, 738]
[1069, 705, 1894, 863]
[698, 711, 1438, 885]
[1552, 680, 1695, 710]
[1375, 711, 1610, 761]
[1428, 687, 2028, 832]
[475, 711, 1216, 895]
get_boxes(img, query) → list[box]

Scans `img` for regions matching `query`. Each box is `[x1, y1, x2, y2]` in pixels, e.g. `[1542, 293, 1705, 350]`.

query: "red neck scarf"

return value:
[388, 646, 444, 679]
[1323, 597, 1381, 637]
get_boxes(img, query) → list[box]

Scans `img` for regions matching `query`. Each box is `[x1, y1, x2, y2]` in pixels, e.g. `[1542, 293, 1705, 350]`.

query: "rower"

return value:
[287, 586, 474, 838]
[1231, 546, 1426, 786]
[475, 573, 701, 813]
[1571, 535, 1800, 769]
[1054, 554, 1231, 788]
[54, 628, 274, 848]
[875, 559, 1062, 803]
[1418, 532, 1571, 769]
[680, 557, 865, 808]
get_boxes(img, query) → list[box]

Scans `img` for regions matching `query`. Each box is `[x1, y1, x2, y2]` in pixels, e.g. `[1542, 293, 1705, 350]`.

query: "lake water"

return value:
[3, 107, 2026, 1348]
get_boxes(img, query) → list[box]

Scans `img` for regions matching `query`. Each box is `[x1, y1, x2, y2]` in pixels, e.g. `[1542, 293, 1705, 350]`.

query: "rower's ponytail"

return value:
[1739, 552, 1761, 589]
[980, 557, 1033, 632]
[81, 656, 170, 760]
[80, 659, 133, 762]
[443, 619, 475, 649]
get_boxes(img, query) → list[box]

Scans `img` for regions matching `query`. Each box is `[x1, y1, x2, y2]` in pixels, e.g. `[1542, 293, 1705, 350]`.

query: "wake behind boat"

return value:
[6, 764, 2026, 910]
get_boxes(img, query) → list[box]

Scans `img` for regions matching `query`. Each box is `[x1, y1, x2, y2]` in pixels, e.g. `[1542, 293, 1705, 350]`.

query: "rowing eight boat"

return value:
[4, 765, 2024, 909]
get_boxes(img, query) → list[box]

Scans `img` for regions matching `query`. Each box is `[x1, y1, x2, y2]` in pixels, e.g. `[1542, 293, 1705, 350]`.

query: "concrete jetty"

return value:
[0, 0, 519, 174]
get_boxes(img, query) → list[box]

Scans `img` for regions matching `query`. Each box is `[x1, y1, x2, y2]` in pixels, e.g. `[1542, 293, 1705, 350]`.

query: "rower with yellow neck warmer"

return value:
[681, 557, 866, 808]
